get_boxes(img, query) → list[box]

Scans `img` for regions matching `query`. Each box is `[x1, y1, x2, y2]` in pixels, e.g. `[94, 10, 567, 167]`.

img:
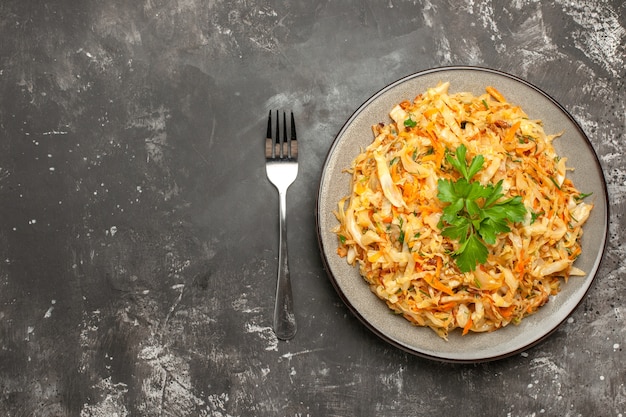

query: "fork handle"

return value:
[273, 189, 297, 340]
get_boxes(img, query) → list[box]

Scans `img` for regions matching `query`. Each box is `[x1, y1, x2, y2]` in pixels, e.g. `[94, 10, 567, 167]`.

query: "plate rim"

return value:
[315, 65, 610, 363]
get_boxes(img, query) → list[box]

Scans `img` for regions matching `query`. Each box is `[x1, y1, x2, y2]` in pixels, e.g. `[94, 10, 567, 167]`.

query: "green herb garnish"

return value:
[549, 176, 562, 190]
[398, 217, 405, 244]
[404, 117, 417, 128]
[437, 145, 527, 272]
[530, 210, 544, 225]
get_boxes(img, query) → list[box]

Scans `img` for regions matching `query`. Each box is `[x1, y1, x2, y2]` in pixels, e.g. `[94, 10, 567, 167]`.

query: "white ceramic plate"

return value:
[316, 66, 609, 362]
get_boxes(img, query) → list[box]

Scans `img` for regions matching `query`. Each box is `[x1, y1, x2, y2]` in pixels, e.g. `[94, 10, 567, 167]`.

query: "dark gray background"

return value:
[0, 1, 624, 416]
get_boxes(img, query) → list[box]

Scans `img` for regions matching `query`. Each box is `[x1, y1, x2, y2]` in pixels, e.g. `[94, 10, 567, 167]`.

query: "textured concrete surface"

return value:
[0, 0, 624, 416]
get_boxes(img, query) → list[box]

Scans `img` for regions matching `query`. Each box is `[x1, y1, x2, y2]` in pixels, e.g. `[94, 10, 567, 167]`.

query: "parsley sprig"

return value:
[437, 145, 527, 273]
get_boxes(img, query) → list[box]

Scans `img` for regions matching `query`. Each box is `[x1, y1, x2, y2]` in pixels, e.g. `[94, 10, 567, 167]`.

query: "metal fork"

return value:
[265, 110, 298, 340]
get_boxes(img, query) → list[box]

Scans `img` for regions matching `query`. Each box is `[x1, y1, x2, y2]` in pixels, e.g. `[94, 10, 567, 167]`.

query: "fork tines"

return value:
[265, 110, 297, 160]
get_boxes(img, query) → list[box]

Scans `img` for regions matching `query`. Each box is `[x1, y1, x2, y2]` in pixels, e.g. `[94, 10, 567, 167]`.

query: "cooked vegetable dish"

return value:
[334, 82, 593, 339]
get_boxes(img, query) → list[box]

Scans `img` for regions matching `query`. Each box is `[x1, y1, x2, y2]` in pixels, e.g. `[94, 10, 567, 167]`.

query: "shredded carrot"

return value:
[436, 302, 457, 311]
[486, 86, 507, 103]
[515, 250, 526, 274]
[505, 121, 521, 143]
[462, 314, 473, 336]
[499, 306, 515, 319]
[423, 107, 439, 119]
[399, 100, 411, 110]
[425, 273, 454, 296]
